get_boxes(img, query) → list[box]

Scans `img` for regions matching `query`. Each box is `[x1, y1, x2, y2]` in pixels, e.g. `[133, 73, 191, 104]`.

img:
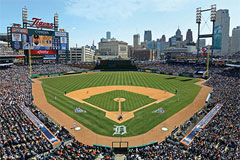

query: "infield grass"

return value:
[40, 72, 201, 137]
[84, 90, 156, 111]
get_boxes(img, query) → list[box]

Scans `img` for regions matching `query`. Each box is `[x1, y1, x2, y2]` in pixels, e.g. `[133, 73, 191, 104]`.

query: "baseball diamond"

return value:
[1, 2, 239, 159]
[32, 71, 211, 145]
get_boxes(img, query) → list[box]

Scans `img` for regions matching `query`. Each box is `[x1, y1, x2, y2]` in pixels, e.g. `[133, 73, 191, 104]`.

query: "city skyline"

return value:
[0, 0, 239, 47]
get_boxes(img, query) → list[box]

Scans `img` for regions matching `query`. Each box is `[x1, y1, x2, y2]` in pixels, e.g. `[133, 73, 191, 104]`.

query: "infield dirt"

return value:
[32, 77, 211, 146]
[66, 86, 174, 123]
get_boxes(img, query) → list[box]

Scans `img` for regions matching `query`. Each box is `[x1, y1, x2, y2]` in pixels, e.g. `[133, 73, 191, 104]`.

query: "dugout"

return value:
[112, 141, 128, 154]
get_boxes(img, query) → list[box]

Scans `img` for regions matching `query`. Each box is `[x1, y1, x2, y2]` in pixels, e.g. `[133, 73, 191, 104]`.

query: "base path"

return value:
[66, 86, 174, 123]
[32, 78, 212, 147]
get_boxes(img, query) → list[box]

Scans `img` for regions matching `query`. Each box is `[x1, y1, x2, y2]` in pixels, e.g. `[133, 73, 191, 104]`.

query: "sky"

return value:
[0, 0, 239, 47]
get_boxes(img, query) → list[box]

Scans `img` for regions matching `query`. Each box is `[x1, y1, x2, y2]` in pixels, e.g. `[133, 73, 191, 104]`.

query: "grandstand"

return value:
[0, 62, 239, 159]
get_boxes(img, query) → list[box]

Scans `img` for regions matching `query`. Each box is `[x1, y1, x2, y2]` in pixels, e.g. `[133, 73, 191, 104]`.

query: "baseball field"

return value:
[39, 72, 201, 137]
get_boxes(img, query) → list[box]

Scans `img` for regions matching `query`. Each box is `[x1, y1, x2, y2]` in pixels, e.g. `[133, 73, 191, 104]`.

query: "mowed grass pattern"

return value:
[40, 72, 201, 137]
[84, 90, 156, 111]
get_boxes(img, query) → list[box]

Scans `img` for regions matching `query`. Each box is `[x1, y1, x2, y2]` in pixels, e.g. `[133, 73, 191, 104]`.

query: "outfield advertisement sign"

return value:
[180, 104, 223, 146]
[31, 50, 56, 55]
[28, 29, 54, 36]
[12, 33, 22, 49]
[18, 104, 61, 146]
[12, 28, 28, 34]
[43, 54, 56, 60]
[55, 31, 67, 37]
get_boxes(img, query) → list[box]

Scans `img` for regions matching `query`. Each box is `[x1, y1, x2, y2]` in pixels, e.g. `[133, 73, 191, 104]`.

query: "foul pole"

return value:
[206, 46, 210, 77]
[29, 44, 32, 78]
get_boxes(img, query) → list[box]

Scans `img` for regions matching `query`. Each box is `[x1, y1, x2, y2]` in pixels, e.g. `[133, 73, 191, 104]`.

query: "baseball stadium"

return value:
[0, 3, 239, 160]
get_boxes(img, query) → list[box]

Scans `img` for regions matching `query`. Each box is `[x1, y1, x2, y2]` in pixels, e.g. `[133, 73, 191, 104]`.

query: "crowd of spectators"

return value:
[0, 63, 239, 159]
[0, 64, 114, 159]
[127, 65, 239, 159]
[0, 41, 20, 55]
[31, 64, 84, 75]
[135, 61, 207, 74]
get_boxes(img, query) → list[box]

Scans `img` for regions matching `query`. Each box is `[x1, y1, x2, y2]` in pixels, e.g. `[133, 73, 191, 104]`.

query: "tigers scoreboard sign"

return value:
[7, 7, 68, 63]
[29, 17, 54, 29]
[10, 27, 68, 51]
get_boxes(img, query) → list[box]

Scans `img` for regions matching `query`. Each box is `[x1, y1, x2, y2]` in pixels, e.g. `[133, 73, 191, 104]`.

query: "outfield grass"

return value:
[84, 90, 156, 111]
[40, 72, 201, 137]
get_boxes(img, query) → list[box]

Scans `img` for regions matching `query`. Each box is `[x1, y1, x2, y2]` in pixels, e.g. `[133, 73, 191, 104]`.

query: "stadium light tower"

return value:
[196, 4, 216, 62]
[54, 13, 59, 31]
[196, 7, 201, 59]
[210, 4, 216, 58]
[22, 7, 28, 28]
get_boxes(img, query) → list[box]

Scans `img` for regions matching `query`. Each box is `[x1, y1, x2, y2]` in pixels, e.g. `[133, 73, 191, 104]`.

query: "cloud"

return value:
[71, 26, 76, 30]
[65, 0, 190, 20]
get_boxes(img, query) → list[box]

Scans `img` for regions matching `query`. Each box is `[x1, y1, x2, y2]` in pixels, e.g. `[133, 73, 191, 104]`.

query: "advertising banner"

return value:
[60, 36, 67, 43]
[31, 50, 56, 55]
[12, 28, 28, 34]
[12, 33, 22, 49]
[12, 41, 22, 49]
[60, 43, 67, 50]
[214, 26, 222, 50]
[18, 104, 60, 146]
[180, 104, 222, 146]
[43, 54, 56, 59]
[12, 33, 22, 41]
[31, 55, 44, 59]
[28, 29, 54, 36]
[55, 31, 67, 37]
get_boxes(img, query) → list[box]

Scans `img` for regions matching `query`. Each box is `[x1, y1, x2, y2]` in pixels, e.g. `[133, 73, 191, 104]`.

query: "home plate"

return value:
[161, 127, 168, 131]
[75, 127, 81, 131]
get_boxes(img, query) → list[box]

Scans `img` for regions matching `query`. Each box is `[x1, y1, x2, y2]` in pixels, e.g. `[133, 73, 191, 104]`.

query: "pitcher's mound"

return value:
[114, 98, 126, 102]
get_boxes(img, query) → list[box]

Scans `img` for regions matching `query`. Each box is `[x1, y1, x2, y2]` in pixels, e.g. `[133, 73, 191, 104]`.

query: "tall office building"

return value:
[160, 35, 166, 42]
[215, 9, 230, 55]
[169, 36, 177, 47]
[133, 34, 140, 48]
[231, 26, 240, 54]
[175, 28, 183, 41]
[144, 30, 152, 42]
[106, 31, 111, 40]
[186, 29, 193, 44]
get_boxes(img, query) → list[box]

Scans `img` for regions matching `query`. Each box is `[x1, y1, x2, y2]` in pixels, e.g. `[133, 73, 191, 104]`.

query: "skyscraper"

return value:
[231, 26, 240, 54]
[160, 35, 166, 42]
[186, 29, 193, 44]
[133, 34, 140, 48]
[215, 9, 230, 55]
[175, 28, 183, 41]
[106, 31, 111, 40]
[144, 30, 152, 42]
